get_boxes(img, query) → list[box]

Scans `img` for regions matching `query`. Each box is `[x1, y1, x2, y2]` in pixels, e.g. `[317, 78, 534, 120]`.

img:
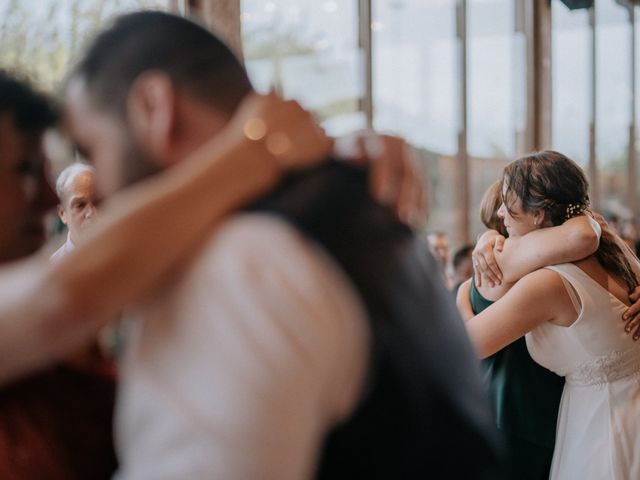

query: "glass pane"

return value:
[468, 0, 524, 159]
[372, 0, 457, 155]
[596, 0, 631, 218]
[0, 0, 174, 91]
[552, 0, 591, 168]
[241, 0, 364, 136]
[468, 0, 525, 238]
[372, 0, 458, 238]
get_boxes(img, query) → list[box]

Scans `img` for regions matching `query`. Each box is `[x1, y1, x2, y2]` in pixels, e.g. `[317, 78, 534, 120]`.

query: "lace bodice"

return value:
[565, 348, 640, 386]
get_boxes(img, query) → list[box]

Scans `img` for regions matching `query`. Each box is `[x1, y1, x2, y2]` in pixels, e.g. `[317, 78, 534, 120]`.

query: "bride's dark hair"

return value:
[502, 150, 638, 292]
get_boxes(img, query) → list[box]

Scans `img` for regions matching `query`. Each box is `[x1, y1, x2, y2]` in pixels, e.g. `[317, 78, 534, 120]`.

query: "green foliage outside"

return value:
[0, 0, 170, 92]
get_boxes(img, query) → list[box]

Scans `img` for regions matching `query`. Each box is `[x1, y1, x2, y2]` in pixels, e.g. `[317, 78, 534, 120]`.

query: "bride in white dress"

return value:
[465, 151, 640, 479]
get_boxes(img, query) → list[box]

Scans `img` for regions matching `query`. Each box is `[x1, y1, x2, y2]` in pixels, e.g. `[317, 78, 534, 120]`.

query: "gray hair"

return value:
[55, 162, 95, 203]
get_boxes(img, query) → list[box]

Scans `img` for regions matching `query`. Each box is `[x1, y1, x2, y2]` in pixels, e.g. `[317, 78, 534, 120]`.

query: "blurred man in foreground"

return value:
[64, 11, 502, 479]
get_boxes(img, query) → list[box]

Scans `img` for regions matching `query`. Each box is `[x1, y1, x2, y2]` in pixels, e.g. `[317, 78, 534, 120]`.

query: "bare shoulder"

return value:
[517, 267, 566, 288]
[505, 268, 569, 308]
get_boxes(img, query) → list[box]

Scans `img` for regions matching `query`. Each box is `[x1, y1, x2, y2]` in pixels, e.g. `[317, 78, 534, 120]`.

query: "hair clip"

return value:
[565, 201, 589, 220]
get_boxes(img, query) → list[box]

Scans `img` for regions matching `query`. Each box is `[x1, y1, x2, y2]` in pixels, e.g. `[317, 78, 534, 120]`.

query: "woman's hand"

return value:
[226, 91, 334, 172]
[623, 287, 640, 341]
[472, 230, 505, 288]
[335, 131, 427, 229]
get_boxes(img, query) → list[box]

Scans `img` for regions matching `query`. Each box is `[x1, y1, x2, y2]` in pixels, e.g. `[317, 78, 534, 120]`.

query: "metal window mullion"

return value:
[524, 0, 551, 153]
[359, 0, 373, 129]
[629, 6, 638, 219]
[589, 5, 599, 209]
[456, 0, 470, 245]
[515, 0, 525, 155]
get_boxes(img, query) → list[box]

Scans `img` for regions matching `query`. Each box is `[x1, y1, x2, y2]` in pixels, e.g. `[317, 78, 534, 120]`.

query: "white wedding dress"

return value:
[526, 263, 640, 480]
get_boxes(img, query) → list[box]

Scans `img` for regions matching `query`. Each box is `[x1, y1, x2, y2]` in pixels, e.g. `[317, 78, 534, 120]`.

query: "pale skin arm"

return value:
[474, 215, 600, 286]
[456, 278, 474, 321]
[0, 93, 332, 385]
[466, 269, 566, 358]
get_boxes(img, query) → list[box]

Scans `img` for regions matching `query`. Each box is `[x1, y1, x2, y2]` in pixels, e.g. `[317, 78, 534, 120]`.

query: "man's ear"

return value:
[57, 205, 67, 225]
[127, 71, 176, 163]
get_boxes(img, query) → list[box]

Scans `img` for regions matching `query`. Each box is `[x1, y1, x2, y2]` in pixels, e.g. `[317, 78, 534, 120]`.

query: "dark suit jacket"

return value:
[252, 160, 503, 479]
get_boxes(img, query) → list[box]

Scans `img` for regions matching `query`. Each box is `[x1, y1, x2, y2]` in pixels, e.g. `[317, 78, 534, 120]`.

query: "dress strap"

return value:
[544, 264, 585, 319]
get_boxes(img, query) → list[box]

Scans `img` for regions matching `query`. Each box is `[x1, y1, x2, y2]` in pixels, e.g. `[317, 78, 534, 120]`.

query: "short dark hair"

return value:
[0, 70, 58, 132]
[72, 11, 253, 118]
[452, 245, 474, 271]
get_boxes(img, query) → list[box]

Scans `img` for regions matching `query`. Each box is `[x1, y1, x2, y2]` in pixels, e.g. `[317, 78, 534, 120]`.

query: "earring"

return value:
[534, 219, 538, 226]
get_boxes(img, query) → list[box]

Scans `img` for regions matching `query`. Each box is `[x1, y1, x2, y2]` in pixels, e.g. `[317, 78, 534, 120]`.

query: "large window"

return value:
[596, 0, 632, 216]
[467, 0, 526, 237]
[372, 0, 457, 155]
[468, 0, 524, 159]
[241, 0, 365, 136]
[552, 0, 591, 167]
[370, 0, 528, 243]
[233, 0, 640, 245]
[553, 0, 634, 217]
[372, 0, 458, 237]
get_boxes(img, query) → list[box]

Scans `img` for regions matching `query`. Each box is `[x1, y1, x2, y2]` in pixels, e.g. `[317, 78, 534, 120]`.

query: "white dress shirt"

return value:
[115, 213, 369, 480]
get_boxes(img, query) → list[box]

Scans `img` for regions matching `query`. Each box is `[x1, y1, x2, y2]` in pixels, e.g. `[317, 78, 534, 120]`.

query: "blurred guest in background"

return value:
[427, 230, 453, 289]
[51, 163, 97, 261]
[452, 244, 474, 293]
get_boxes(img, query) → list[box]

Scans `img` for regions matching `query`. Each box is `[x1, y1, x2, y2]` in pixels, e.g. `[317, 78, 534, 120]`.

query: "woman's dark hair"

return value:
[480, 180, 508, 237]
[0, 70, 58, 132]
[502, 150, 638, 292]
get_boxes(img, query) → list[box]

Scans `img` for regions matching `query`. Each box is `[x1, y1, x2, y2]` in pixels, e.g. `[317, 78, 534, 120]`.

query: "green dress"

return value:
[470, 280, 564, 480]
